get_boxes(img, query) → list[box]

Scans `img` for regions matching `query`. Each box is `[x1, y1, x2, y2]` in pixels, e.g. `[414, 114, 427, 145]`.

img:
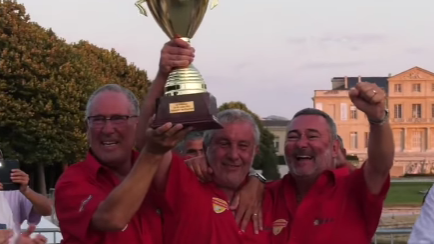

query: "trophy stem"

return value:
[164, 37, 207, 96]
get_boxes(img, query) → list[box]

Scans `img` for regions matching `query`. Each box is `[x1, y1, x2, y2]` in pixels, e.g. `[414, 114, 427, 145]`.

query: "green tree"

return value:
[219, 102, 280, 180]
[0, 1, 150, 194]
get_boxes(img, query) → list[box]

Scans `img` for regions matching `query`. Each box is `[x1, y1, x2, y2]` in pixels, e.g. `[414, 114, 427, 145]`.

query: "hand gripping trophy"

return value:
[135, 0, 222, 131]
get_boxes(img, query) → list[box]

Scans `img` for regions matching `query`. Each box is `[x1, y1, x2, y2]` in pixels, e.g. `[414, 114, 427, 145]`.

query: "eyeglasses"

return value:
[87, 115, 138, 128]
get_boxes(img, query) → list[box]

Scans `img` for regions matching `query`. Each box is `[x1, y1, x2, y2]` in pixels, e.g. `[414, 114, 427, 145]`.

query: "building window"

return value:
[412, 104, 422, 118]
[340, 103, 348, 121]
[364, 132, 369, 148]
[412, 83, 421, 92]
[350, 106, 357, 119]
[273, 137, 279, 150]
[394, 104, 402, 119]
[394, 84, 402, 93]
[350, 132, 358, 149]
[412, 130, 422, 150]
[432, 83, 434, 92]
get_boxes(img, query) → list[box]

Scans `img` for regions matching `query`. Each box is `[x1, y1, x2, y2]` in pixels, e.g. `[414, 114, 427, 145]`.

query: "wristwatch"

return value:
[368, 109, 389, 125]
[248, 170, 267, 184]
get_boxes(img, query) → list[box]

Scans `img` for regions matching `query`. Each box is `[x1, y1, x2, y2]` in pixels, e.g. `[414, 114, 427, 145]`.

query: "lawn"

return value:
[385, 181, 432, 207]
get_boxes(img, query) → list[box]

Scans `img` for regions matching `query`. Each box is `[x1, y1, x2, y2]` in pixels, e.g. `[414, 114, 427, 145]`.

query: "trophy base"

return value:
[152, 92, 223, 131]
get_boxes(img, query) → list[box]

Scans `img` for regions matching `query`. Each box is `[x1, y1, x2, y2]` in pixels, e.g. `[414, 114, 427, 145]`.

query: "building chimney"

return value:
[358, 76, 362, 83]
[344, 76, 348, 89]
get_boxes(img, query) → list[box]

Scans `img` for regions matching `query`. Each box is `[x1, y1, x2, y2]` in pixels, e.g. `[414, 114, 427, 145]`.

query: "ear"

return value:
[254, 145, 260, 156]
[332, 139, 340, 158]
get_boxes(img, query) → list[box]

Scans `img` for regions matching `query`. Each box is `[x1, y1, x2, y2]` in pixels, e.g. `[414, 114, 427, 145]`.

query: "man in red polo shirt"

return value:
[55, 82, 193, 244]
[145, 109, 270, 244]
[267, 82, 393, 244]
[54, 39, 196, 243]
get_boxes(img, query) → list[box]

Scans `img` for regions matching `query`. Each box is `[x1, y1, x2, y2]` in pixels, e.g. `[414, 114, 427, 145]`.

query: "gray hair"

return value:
[203, 109, 260, 147]
[85, 84, 140, 119]
[290, 108, 337, 140]
[175, 131, 204, 154]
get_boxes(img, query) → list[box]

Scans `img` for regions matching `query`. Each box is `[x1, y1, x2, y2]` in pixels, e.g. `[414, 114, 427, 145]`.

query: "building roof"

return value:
[262, 119, 291, 127]
[331, 76, 389, 93]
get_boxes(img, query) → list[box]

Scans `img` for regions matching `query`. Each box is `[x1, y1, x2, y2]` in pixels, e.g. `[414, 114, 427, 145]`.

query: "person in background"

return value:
[336, 135, 357, 171]
[0, 189, 47, 244]
[408, 185, 434, 243]
[0, 150, 52, 234]
[175, 131, 204, 159]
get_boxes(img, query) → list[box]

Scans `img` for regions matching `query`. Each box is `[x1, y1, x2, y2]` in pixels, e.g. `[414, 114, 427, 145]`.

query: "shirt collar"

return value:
[286, 165, 352, 187]
[84, 149, 140, 177]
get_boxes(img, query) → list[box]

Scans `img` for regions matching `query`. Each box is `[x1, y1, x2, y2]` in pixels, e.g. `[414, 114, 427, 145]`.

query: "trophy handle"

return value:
[135, 0, 148, 16]
[210, 0, 219, 10]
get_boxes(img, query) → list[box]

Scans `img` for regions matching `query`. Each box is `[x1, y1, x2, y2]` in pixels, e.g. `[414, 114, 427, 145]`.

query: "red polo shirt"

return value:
[156, 153, 271, 244]
[265, 164, 389, 244]
[55, 151, 162, 244]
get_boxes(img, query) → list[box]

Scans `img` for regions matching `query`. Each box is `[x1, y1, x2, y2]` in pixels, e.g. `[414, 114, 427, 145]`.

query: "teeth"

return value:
[102, 142, 117, 145]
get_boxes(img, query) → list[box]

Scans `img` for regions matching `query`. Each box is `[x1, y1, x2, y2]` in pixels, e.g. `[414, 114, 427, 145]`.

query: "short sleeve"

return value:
[55, 177, 106, 243]
[350, 164, 390, 235]
[408, 185, 434, 243]
[154, 153, 199, 212]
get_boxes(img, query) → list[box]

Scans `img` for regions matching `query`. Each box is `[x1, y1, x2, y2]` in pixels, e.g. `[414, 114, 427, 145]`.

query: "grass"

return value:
[385, 182, 432, 207]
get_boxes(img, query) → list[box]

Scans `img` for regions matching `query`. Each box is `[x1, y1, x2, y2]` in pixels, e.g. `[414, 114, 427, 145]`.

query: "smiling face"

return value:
[86, 91, 138, 168]
[284, 114, 338, 179]
[184, 138, 204, 158]
[207, 121, 258, 190]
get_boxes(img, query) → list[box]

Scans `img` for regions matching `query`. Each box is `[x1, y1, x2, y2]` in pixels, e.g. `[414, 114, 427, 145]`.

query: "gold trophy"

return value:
[135, 0, 222, 131]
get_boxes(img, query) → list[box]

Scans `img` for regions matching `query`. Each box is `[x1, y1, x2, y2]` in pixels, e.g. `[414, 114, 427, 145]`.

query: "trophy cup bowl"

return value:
[136, 0, 223, 131]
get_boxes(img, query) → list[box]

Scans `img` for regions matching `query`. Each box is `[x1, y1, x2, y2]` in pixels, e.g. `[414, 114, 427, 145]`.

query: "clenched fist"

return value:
[158, 38, 195, 76]
[349, 82, 386, 121]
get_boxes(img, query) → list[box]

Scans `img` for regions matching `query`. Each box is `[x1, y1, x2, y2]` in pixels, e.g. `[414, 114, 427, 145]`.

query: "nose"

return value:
[101, 121, 116, 134]
[294, 135, 309, 149]
[227, 145, 240, 161]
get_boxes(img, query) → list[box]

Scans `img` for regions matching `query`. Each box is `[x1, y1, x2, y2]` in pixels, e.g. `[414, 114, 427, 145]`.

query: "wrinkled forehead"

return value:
[213, 122, 256, 143]
[287, 115, 331, 135]
[90, 91, 132, 116]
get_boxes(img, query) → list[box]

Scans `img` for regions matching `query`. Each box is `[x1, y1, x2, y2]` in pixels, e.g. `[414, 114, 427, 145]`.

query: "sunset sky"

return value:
[19, 0, 434, 118]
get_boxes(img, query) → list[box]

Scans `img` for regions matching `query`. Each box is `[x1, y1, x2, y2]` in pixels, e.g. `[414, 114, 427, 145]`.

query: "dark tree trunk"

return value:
[37, 164, 47, 196]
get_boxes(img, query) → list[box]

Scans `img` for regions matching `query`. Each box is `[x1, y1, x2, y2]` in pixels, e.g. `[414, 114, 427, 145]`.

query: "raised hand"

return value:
[349, 82, 386, 121]
[185, 156, 213, 182]
[159, 38, 195, 76]
[145, 122, 192, 155]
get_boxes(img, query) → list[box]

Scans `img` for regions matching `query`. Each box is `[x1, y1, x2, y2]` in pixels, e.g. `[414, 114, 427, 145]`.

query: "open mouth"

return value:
[101, 141, 119, 147]
[295, 155, 313, 160]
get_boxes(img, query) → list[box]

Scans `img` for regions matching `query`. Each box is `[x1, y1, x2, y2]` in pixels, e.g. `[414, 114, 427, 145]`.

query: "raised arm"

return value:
[135, 38, 195, 191]
[9, 169, 52, 216]
[136, 38, 194, 151]
[349, 82, 394, 195]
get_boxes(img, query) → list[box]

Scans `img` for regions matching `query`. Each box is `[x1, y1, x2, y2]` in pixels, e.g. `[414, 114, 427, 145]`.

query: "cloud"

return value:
[298, 61, 364, 70]
[405, 47, 433, 55]
[286, 33, 387, 46]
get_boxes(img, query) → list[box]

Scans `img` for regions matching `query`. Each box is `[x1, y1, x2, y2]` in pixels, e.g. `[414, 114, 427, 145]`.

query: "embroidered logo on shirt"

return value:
[79, 195, 93, 212]
[272, 219, 288, 235]
[313, 218, 335, 226]
[212, 197, 228, 214]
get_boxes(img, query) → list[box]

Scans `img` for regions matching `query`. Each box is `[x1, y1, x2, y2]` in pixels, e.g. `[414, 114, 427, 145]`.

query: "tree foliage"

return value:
[219, 102, 280, 180]
[0, 1, 150, 167]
